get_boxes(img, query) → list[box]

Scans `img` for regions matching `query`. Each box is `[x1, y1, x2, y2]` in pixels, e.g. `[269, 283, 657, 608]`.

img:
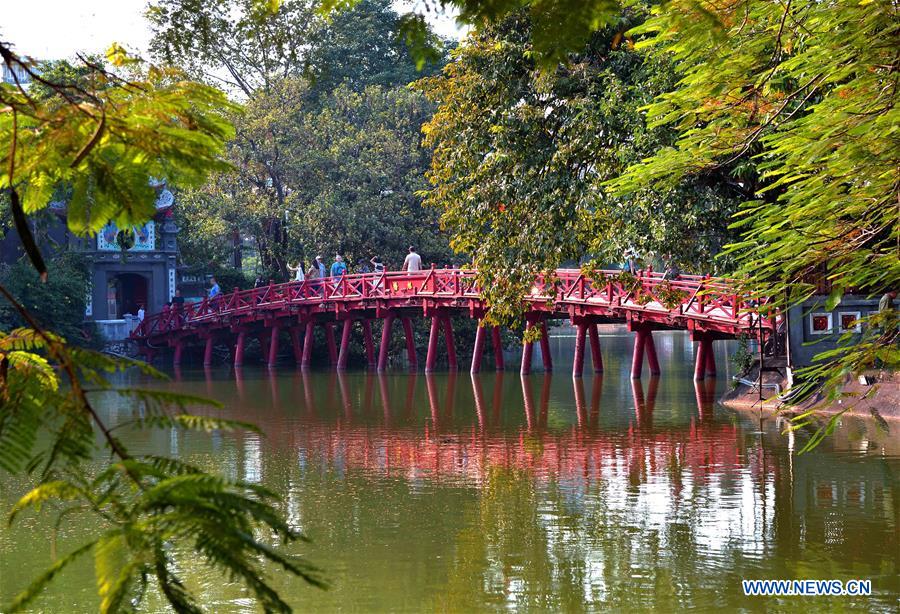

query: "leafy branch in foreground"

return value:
[0, 281, 325, 613]
[418, 1, 897, 432]
[605, 0, 899, 418]
[0, 42, 324, 611]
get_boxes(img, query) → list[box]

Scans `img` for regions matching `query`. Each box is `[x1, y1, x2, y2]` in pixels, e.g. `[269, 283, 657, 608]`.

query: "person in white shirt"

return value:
[403, 246, 422, 272]
[137, 305, 145, 321]
[287, 260, 305, 282]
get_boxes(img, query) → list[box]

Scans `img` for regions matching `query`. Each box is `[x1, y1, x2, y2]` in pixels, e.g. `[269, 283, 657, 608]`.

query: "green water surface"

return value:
[1, 332, 897, 612]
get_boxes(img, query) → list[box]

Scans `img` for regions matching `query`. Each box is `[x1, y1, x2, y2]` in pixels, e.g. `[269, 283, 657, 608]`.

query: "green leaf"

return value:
[825, 287, 842, 311]
[9, 480, 80, 525]
[94, 531, 139, 614]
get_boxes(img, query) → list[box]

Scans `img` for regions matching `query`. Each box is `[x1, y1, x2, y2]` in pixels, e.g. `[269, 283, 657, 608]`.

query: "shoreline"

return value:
[719, 369, 899, 425]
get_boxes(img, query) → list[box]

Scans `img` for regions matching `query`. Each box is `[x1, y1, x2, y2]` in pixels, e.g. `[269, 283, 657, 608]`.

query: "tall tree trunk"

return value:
[231, 228, 242, 270]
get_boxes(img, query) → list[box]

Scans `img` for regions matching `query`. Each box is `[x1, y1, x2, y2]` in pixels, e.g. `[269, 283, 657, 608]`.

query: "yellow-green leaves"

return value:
[1, 53, 238, 237]
[104, 43, 141, 68]
[94, 532, 139, 614]
[605, 0, 900, 401]
[8, 481, 79, 525]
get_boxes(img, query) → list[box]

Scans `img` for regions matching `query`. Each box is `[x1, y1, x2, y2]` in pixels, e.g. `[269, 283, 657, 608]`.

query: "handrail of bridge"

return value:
[132, 268, 776, 340]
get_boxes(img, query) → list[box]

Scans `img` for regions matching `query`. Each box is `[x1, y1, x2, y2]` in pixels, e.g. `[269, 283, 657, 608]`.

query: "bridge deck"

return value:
[132, 268, 777, 378]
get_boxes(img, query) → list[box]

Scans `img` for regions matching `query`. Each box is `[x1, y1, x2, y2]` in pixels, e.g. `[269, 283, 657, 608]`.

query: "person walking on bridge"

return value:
[314, 256, 327, 279]
[331, 254, 348, 277]
[288, 260, 305, 282]
[208, 276, 220, 299]
[308, 257, 325, 298]
[370, 256, 385, 292]
[662, 254, 681, 281]
[403, 246, 422, 272]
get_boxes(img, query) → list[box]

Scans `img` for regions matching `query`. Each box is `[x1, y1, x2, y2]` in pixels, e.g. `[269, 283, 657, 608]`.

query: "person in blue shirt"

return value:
[208, 276, 221, 299]
[330, 255, 347, 277]
[315, 255, 327, 279]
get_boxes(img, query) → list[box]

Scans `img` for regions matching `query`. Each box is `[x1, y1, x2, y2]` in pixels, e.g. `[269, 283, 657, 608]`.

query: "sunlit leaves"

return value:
[0, 55, 237, 237]
[607, 0, 900, 392]
[417, 9, 741, 325]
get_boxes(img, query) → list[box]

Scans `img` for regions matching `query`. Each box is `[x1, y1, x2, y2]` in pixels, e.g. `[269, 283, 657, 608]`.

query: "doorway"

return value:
[112, 273, 149, 318]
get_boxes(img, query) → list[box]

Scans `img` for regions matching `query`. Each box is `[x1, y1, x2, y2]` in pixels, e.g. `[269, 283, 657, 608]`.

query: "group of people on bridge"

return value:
[178, 247, 429, 306]
[269, 246, 425, 290]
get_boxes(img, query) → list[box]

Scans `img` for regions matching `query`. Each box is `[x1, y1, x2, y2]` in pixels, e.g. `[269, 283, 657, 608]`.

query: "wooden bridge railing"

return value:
[134, 268, 775, 340]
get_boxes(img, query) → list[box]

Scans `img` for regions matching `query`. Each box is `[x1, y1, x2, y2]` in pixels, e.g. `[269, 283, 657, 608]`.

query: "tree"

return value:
[609, 0, 899, 400]
[147, 0, 316, 97]
[285, 83, 452, 268]
[304, 0, 446, 96]
[417, 10, 742, 324]
[396, 0, 898, 408]
[0, 253, 95, 347]
[0, 43, 323, 612]
[159, 0, 451, 277]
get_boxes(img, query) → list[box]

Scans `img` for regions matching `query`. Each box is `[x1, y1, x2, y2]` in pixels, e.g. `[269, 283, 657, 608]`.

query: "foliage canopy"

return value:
[412, 0, 898, 400]
[0, 43, 323, 612]
[155, 0, 451, 278]
[417, 10, 742, 324]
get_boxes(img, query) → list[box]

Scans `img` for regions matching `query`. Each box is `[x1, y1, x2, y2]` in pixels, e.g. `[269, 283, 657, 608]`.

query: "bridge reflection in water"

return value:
[136, 363, 897, 611]
[80, 338, 899, 612]
[224, 371, 735, 488]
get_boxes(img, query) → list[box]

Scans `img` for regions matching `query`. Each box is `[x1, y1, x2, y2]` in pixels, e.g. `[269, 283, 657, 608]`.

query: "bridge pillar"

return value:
[203, 335, 215, 367]
[258, 333, 270, 364]
[471, 323, 486, 374]
[491, 326, 504, 371]
[361, 319, 376, 369]
[301, 321, 315, 369]
[588, 323, 604, 373]
[401, 317, 418, 368]
[289, 327, 302, 366]
[520, 322, 535, 376]
[693, 335, 708, 381]
[630, 328, 647, 379]
[573, 321, 587, 378]
[337, 319, 353, 370]
[703, 337, 717, 377]
[234, 331, 247, 368]
[645, 330, 661, 376]
[630, 325, 660, 378]
[377, 314, 395, 372]
[324, 322, 338, 366]
[173, 341, 184, 367]
[539, 320, 552, 372]
[442, 316, 458, 370]
[425, 316, 441, 373]
[267, 325, 280, 368]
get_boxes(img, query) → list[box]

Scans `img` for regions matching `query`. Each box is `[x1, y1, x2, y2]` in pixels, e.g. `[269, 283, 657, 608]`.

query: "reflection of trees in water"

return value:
[96, 368, 900, 610]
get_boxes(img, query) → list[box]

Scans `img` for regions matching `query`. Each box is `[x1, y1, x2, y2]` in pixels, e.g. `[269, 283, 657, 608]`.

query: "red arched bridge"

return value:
[131, 268, 777, 379]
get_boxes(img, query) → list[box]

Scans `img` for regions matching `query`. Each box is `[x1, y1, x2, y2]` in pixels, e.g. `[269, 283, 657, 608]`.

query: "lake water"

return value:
[1, 331, 898, 612]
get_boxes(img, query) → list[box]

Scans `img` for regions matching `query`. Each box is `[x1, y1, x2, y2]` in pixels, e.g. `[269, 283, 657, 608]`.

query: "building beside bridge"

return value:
[1, 180, 180, 339]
